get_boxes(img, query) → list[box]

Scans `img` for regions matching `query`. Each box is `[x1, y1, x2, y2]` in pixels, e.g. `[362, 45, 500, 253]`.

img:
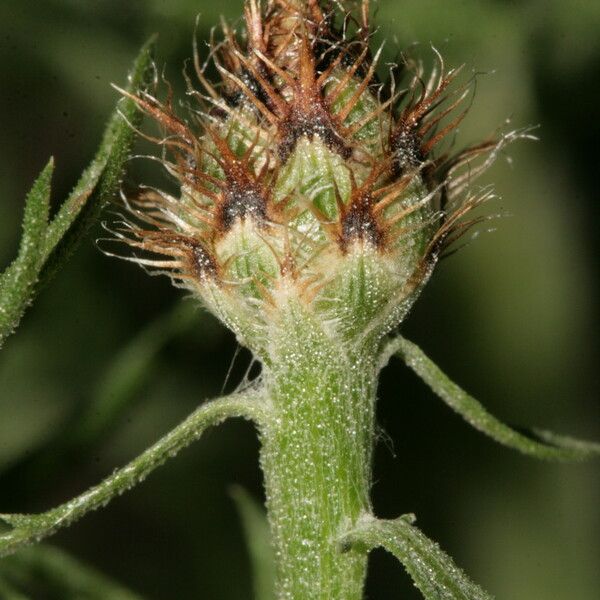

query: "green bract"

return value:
[116, 0, 480, 357]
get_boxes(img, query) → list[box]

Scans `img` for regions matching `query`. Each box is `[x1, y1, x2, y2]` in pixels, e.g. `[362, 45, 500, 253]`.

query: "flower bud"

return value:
[117, 0, 512, 356]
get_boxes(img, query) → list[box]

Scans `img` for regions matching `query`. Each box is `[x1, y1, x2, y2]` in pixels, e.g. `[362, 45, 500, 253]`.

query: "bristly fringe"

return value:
[110, 0, 525, 305]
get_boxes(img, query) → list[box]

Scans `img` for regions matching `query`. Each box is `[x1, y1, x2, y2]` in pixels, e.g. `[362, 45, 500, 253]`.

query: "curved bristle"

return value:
[110, 0, 520, 346]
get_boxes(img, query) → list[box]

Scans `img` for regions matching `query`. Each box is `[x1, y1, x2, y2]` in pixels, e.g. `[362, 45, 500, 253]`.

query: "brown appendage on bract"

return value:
[204, 128, 271, 233]
[113, 0, 521, 298]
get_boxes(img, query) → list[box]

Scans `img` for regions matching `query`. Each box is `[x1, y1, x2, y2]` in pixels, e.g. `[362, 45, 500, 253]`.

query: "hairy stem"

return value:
[258, 302, 378, 599]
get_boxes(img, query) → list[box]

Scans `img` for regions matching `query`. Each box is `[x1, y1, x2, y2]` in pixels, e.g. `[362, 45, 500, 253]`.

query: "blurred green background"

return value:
[0, 0, 598, 598]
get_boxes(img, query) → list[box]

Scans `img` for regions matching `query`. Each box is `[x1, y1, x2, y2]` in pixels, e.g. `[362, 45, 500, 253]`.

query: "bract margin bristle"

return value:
[114, 0, 522, 353]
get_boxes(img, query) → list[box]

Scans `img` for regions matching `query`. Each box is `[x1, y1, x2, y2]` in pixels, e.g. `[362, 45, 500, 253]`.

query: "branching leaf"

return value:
[0, 544, 144, 600]
[384, 335, 600, 460]
[0, 37, 155, 348]
[0, 160, 53, 343]
[231, 486, 276, 600]
[340, 514, 493, 600]
[0, 389, 264, 558]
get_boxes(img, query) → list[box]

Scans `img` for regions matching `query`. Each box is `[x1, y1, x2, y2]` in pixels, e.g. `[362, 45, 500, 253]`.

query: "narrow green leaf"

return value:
[0, 544, 144, 600]
[72, 302, 200, 447]
[0, 159, 53, 345]
[341, 514, 493, 600]
[41, 35, 156, 275]
[0, 38, 155, 348]
[385, 335, 600, 461]
[0, 388, 264, 558]
[231, 486, 276, 600]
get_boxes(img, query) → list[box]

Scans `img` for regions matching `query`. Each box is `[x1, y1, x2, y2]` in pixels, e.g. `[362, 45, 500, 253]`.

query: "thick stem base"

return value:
[258, 303, 378, 599]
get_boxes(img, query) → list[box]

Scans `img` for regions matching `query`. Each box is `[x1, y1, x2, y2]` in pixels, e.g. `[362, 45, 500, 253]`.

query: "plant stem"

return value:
[258, 301, 378, 599]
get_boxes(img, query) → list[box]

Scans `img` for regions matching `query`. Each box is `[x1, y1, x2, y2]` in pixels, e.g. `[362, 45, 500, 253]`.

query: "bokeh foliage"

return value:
[0, 0, 598, 598]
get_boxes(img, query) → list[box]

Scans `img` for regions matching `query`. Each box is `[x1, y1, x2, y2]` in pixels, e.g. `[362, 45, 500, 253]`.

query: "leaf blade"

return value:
[231, 486, 276, 600]
[0, 159, 53, 345]
[0, 544, 145, 600]
[0, 37, 155, 347]
[0, 389, 264, 558]
[388, 335, 600, 461]
[341, 514, 493, 600]
[41, 35, 156, 271]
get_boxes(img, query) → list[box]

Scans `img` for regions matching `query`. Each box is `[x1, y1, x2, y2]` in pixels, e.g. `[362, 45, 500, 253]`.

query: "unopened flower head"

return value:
[114, 0, 515, 357]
